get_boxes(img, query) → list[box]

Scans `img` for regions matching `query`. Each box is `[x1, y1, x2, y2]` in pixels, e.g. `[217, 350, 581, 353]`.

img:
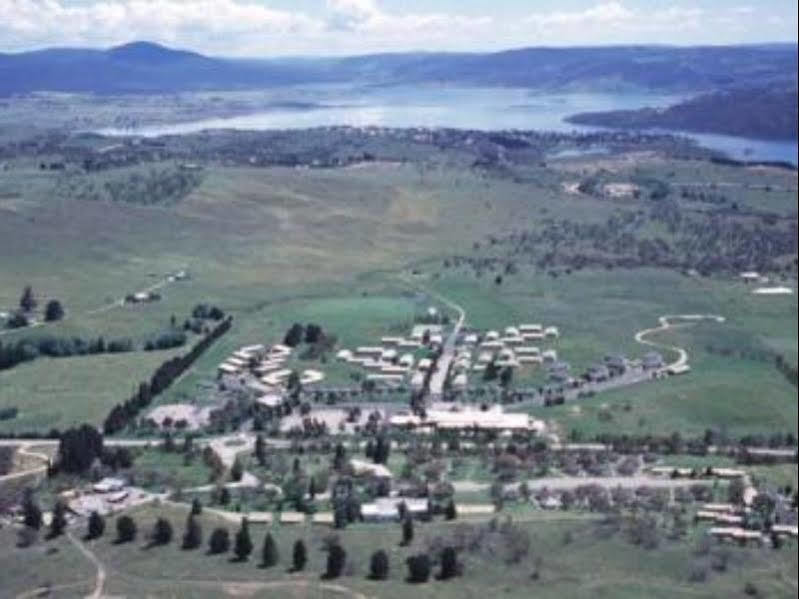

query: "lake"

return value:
[96, 86, 798, 165]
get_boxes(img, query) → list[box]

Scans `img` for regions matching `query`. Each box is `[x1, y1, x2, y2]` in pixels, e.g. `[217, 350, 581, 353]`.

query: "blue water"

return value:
[96, 86, 798, 165]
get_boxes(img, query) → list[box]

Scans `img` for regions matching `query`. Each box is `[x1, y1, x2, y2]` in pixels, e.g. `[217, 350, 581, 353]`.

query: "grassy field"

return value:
[4, 503, 796, 599]
[0, 349, 184, 434]
[422, 267, 796, 437]
[1, 155, 796, 436]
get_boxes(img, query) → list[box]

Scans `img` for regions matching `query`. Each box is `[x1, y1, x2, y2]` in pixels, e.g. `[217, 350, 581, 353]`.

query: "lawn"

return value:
[0, 349, 183, 434]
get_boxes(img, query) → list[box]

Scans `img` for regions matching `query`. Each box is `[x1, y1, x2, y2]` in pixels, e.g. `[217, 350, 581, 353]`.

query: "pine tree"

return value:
[292, 539, 307, 571]
[23, 494, 43, 530]
[49, 500, 67, 538]
[401, 516, 414, 546]
[308, 476, 318, 500]
[233, 518, 253, 561]
[325, 543, 346, 579]
[191, 498, 202, 516]
[255, 434, 266, 466]
[182, 514, 202, 550]
[19, 285, 37, 312]
[151, 517, 173, 545]
[230, 458, 244, 482]
[261, 532, 279, 568]
[87, 511, 105, 540]
[438, 546, 458, 580]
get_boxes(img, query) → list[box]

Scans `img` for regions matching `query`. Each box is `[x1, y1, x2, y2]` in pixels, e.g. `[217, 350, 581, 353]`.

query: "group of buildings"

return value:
[217, 343, 325, 390]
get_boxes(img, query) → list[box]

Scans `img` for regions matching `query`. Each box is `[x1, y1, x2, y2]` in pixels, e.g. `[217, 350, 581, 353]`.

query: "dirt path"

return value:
[634, 314, 725, 369]
[67, 532, 107, 599]
[0, 442, 51, 483]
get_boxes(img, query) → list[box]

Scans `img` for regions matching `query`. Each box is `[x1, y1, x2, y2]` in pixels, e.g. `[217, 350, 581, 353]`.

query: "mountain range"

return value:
[0, 41, 796, 95]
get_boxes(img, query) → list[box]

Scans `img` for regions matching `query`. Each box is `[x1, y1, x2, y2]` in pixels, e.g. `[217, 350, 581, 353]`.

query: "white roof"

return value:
[350, 458, 393, 479]
[256, 394, 283, 408]
[356, 346, 384, 355]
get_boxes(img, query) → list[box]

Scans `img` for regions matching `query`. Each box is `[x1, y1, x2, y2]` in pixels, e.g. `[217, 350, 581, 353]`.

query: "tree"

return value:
[292, 539, 307, 571]
[499, 366, 513, 388]
[49, 500, 67, 538]
[438, 546, 459, 580]
[283, 323, 305, 347]
[208, 527, 230, 554]
[182, 514, 202, 550]
[116, 515, 137, 543]
[44, 300, 65, 322]
[20, 285, 37, 312]
[151, 517, 173, 546]
[406, 553, 431, 583]
[401, 516, 414, 546]
[230, 457, 244, 482]
[444, 499, 457, 520]
[255, 434, 266, 466]
[369, 549, 390, 580]
[23, 494, 43, 531]
[191, 498, 202, 516]
[234, 518, 253, 561]
[87, 511, 105, 540]
[58, 424, 104, 474]
[324, 543, 347, 579]
[728, 477, 746, 505]
[261, 532, 279, 568]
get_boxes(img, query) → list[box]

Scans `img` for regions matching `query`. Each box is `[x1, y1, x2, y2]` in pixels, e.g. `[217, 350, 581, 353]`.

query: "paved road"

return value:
[423, 288, 466, 399]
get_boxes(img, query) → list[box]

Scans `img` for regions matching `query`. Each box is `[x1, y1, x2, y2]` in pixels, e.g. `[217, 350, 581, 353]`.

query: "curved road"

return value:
[634, 314, 725, 369]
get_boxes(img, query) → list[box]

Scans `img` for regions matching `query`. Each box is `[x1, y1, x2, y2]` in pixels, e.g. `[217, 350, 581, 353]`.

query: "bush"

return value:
[87, 511, 105, 540]
[44, 300, 65, 322]
[406, 553, 431, 583]
[151, 517, 173, 546]
[324, 543, 347, 579]
[116, 515, 137, 543]
[369, 549, 390, 580]
[208, 527, 230, 554]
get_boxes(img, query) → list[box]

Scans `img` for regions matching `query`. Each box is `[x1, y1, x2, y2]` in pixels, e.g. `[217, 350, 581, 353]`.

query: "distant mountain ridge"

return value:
[0, 41, 796, 95]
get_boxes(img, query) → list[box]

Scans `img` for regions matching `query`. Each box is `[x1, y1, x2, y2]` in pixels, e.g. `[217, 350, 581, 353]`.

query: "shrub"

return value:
[116, 515, 137, 543]
[369, 549, 390, 580]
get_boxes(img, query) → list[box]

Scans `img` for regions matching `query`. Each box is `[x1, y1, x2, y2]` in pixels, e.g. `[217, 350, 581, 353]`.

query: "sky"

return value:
[0, 0, 797, 56]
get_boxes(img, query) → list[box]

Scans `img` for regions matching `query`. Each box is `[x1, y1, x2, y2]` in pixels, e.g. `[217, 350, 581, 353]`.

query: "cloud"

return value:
[525, 2, 704, 34]
[0, 0, 794, 56]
